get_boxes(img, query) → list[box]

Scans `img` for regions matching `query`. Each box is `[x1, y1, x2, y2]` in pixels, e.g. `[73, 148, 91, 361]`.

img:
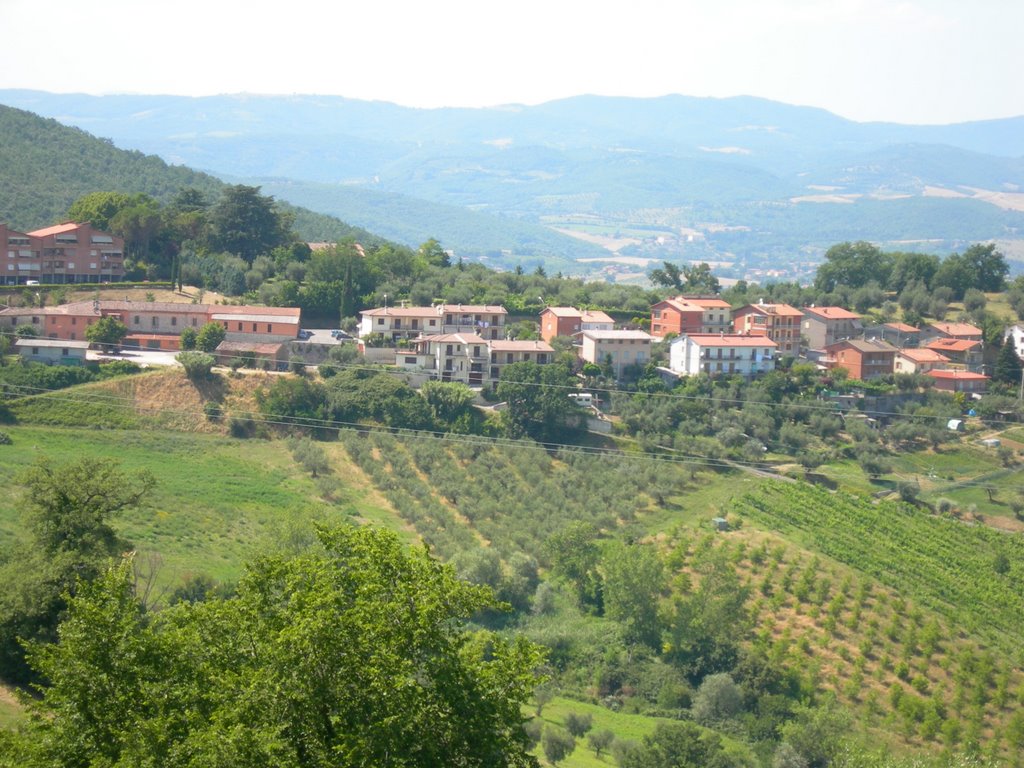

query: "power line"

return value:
[6, 376, 1024, 493]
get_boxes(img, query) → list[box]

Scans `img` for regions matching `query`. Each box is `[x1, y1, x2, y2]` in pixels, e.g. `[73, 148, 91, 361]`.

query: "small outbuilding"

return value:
[711, 517, 730, 532]
[15, 338, 89, 366]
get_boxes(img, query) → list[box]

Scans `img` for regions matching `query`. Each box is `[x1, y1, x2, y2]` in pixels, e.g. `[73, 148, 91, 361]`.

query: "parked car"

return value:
[298, 329, 313, 340]
[331, 330, 353, 340]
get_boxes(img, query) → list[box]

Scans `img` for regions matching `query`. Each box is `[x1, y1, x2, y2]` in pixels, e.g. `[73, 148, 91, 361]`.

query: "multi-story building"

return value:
[578, 329, 652, 379]
[732, 302, 803, 356]
[539, 307, 613, 342]
[921, 322, 983, 344]
[0, 300, 301, 349]
[650, 296, 732, 338]
[359, 304, 507, 342]
[922, 338, 983, 371]
[668, 334, 777, 378]
[3, 224, 42, 285]
[801, 306, 862, 350]
[822, 338, 897, 380]
[406, 333, 490, 385]
[488, 340, 554, 382]
[894, 348, 951, 374]
[1, 222, 126, 284]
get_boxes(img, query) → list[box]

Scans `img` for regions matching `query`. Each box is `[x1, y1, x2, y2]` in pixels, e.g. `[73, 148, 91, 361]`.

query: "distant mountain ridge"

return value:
[3, 90, 1023, 277]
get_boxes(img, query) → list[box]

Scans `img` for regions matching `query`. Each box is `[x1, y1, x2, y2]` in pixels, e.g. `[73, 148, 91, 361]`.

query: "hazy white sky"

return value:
[1, 0, 1019, 125]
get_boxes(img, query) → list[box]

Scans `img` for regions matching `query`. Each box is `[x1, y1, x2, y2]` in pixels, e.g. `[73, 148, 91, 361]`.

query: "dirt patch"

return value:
[63, 285, 226, 305]
[552, 228, 642, 253]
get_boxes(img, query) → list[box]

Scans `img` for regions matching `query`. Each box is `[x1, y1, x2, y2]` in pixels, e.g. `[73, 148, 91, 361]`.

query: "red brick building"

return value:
[3, 222, 127, 285]
[822, 338, 897, 380]
[732, 302, 803, 356]
[649, 296, 732, 339]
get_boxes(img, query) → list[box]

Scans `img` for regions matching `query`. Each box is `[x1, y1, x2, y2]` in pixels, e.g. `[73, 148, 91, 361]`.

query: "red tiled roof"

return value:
[927, 369, 988, 380]
[27, 221, 81, 237]
[803, 306, 861, 320]
[737, 302, 804, 317]
[928, 322, 983, 337]
[925, 338, 981, 352]
[897, 349, 950, 363]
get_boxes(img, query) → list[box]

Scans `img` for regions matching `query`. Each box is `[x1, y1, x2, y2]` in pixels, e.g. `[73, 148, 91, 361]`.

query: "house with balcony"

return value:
[922, 338, 983, 371]
[822, 338, 897, 380]
[405, 333, 490, 385]
[921, 321, 983, 344]
[3, 224, 43, 286]
[650, 296, 732, 339]
[360, 303, 507, 343]
[732, 302, 803, 356]
[488, 340, 554, 382]
[26, 222, 125, 284]
[801, 306, 862, 350]
[668, 334, 777, 378]
[539, 307, 613, 342]
[877, 322, 921, 348]
[894, 348, 951, 374]
[579, 329, 652, 379]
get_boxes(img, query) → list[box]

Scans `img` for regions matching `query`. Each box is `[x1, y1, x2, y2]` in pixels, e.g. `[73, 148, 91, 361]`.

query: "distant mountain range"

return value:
[2, 90, 1023, 279]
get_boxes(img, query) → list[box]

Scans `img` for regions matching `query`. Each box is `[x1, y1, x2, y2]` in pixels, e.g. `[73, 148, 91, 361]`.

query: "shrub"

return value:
[203, 401, 222, 422]
[176, 351, 216, 380]
[0, 431, 11, 445]
[542, 727, 575, 765]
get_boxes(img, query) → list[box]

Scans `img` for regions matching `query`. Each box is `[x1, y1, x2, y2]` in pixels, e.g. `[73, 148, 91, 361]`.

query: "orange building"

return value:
[0, 300, 301, 349]
[732, 302, 804, 356]
[28, 222, 125, 284]
[539, 307, 614, 342]
[822, 338, 897, 380]
[649, 296, 731, 338]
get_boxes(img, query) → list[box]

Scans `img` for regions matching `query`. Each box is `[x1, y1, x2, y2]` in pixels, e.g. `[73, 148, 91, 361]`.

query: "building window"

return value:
[151, 317, 159, 328]
[89, 263, 97, 269]
[267, 324, 272, 332]
[238, 323, 243, 331]
[134, 315, 140, 325]
[253, 323, 257, 332]
[192, 317, 198, 327]
[171, 317, 177, 327]
[71, 317, 76, 325]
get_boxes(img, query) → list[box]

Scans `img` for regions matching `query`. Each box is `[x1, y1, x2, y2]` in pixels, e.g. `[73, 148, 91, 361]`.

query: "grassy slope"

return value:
[2, 368, 1023, 758]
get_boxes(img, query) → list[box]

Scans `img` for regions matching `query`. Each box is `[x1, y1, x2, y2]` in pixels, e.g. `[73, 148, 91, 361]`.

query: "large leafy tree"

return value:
[0, 458, 153, 683]
[497, 361, 579, 441]
[649, 261, 720, 294]
[7, 525, 544, 767]
[208, 184, 293, 264]
[813, 241, 894, 293]
[84, 315, 128, 348]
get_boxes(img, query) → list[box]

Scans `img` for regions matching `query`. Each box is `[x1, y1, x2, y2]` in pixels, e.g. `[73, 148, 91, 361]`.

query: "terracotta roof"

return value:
[657, 297, 731, 313]
[490, 340, 555, 352]
[542, 307, 613, 323]
[681, 334, 778, 348]
[927, 369, 988, 380]
[925, 338, 981, 352]
[802, 306, 861, 320]
[211, 305, 300, 318]
[928, 322, 983, 337]
[737, 302, 803, 317]
[897, 349, 950, 363]
[27, 221, 82, 237]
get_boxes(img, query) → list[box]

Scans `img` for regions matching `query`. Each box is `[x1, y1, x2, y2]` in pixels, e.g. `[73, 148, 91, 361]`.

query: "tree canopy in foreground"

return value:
[2, 525, 544, 767]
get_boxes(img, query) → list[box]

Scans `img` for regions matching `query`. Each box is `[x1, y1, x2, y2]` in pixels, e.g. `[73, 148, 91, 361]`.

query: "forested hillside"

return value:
[0, 105, 377, 247]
